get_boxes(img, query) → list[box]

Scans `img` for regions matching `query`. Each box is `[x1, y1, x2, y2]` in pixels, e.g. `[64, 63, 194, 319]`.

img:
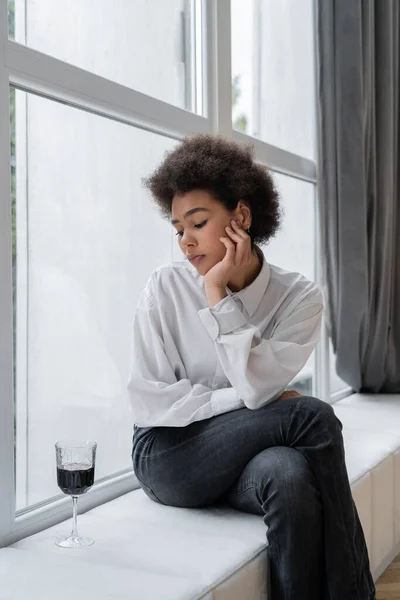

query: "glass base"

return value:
[55, 535, 94, 548]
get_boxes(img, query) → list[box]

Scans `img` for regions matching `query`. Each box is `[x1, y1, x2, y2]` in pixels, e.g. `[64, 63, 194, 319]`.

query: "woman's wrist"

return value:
[205, 285, 228, 308]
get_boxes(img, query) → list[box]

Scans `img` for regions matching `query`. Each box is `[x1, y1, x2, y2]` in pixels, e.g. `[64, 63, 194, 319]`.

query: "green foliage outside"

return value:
[232, 74, 248, 133]
[9, 0, 15, 266]
[8, 0, 16, 452]
[10, 88, 15, 267]
[8, 0, 14, 40]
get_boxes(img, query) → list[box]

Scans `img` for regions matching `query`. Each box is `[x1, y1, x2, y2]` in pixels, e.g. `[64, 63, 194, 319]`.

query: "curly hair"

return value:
[142, 133, 282, 247]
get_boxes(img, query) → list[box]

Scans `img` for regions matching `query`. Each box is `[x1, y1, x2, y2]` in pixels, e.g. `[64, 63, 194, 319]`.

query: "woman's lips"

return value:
[189, 255, 205, 265]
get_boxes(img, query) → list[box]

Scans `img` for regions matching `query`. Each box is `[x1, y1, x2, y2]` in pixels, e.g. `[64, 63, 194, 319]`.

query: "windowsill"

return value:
[6, 470, 138, 548]
[3, 392, 400, 598]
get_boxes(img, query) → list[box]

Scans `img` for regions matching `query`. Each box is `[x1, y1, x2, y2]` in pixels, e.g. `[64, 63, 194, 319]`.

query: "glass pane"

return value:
[330, 338, 349, 395]
[231, 0, 254, 135]
[12, 89, 177, 510]
[261, 172, 316, 394]
[265, 173, 315, 281]
[10, 88, 16, 481]
[8, 0, 15, 40]
[231, 0, 316, 159]
[11, 0, 202, 114]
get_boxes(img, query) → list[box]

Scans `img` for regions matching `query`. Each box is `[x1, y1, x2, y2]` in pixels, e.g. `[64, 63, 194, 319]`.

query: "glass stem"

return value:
[71, 496, 79, 538]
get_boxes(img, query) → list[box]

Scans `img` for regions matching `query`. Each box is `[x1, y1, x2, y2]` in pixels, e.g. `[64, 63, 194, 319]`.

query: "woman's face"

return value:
[171, 190, 245, 275]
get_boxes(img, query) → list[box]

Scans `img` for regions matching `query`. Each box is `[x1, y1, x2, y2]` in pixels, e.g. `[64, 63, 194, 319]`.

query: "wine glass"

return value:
[55, 440, 97, 548]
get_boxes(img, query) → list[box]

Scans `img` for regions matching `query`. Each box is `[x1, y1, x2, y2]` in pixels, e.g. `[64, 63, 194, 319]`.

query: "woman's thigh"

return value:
[132, 395, 338, 508]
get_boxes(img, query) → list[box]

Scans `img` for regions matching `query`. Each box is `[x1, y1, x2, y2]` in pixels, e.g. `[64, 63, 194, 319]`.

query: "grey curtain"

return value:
[317, 0, 400, 392]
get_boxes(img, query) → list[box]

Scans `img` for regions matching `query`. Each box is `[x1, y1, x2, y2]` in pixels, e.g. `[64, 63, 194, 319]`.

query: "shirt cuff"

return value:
[211, 387, 243, 416]
[198, 296, 248, 341]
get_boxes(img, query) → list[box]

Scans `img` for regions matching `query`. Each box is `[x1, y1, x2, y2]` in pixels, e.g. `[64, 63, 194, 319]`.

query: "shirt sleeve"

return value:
[127, 281, 242, 428]
[197, 287, 323, 410]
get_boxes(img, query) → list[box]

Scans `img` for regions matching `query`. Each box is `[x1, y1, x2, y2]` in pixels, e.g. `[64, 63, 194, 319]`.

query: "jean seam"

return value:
[293, 401, 360, 596]
[227, 484, 256, 499]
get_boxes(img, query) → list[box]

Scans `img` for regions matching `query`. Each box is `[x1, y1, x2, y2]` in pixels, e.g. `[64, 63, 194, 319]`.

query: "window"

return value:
[0, 0, 346, 545]
[265, 174, 315, 282]
[13, 90, 178, 510]
[231, 0, 316, 159]
[10, 0, 203, 114]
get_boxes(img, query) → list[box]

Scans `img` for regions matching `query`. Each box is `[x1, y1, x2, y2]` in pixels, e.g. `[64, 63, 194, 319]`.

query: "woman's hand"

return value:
[204, 220, 252, 290]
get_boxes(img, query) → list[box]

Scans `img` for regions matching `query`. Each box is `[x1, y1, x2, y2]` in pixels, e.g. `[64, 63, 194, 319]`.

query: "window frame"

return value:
[0, 0, 350, 546]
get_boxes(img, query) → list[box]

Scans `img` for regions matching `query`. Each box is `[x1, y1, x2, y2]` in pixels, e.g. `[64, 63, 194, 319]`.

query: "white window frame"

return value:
[0, 0, 351, 546]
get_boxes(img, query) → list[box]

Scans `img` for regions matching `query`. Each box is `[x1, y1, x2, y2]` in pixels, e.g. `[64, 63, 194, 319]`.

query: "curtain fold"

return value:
[317, 0, 400, 392]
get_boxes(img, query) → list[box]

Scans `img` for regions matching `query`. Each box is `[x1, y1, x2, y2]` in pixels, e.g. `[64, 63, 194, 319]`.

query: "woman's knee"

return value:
[256, 446, 312, 484]
[298, 395, 343, 436]
[255, 447, 321, 514]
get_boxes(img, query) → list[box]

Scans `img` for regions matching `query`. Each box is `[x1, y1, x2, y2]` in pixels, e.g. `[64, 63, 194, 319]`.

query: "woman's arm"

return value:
[127, 283, 242, 428]
[197, 287, 323, 410]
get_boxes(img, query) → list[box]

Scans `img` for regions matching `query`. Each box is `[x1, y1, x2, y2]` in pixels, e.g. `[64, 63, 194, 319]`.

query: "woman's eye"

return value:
[195, 220, 207, 229]
[175, 221, 207, 237]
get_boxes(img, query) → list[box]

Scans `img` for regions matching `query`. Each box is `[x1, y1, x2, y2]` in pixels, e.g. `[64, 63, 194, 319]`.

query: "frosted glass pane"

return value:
[264, 173, 315, 281]
[231, 0, 316, 159]
[231, 0, 255, 136]
[330, 338, 349, 394]
[261, 172, 316, 393]
[13, 90, 176, 509]
[11, 0, 201, 113]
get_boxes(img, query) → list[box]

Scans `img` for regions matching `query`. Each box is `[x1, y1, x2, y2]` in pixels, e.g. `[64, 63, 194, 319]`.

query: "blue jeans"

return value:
[132, 395, 376, 600]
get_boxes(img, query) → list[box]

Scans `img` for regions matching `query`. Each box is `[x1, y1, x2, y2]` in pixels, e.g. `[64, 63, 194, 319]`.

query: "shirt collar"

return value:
[226, 247, 270, 317]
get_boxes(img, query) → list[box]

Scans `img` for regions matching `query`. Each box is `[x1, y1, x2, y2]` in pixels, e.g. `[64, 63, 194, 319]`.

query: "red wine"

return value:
[57, 463, 95, 496]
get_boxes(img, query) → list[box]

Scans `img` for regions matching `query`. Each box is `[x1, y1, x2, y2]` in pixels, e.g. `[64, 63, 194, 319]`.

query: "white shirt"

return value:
[127, 248, 324, 428]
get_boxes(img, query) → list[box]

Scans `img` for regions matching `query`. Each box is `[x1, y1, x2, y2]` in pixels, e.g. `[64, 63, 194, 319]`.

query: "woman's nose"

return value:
[180, 231, 196, 246]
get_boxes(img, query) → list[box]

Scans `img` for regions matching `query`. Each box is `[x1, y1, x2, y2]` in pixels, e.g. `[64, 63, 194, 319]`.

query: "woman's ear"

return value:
[237, 201, 252, 229]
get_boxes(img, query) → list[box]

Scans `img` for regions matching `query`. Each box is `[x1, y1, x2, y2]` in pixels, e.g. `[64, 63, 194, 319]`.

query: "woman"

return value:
[127, 134, 376, 599]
